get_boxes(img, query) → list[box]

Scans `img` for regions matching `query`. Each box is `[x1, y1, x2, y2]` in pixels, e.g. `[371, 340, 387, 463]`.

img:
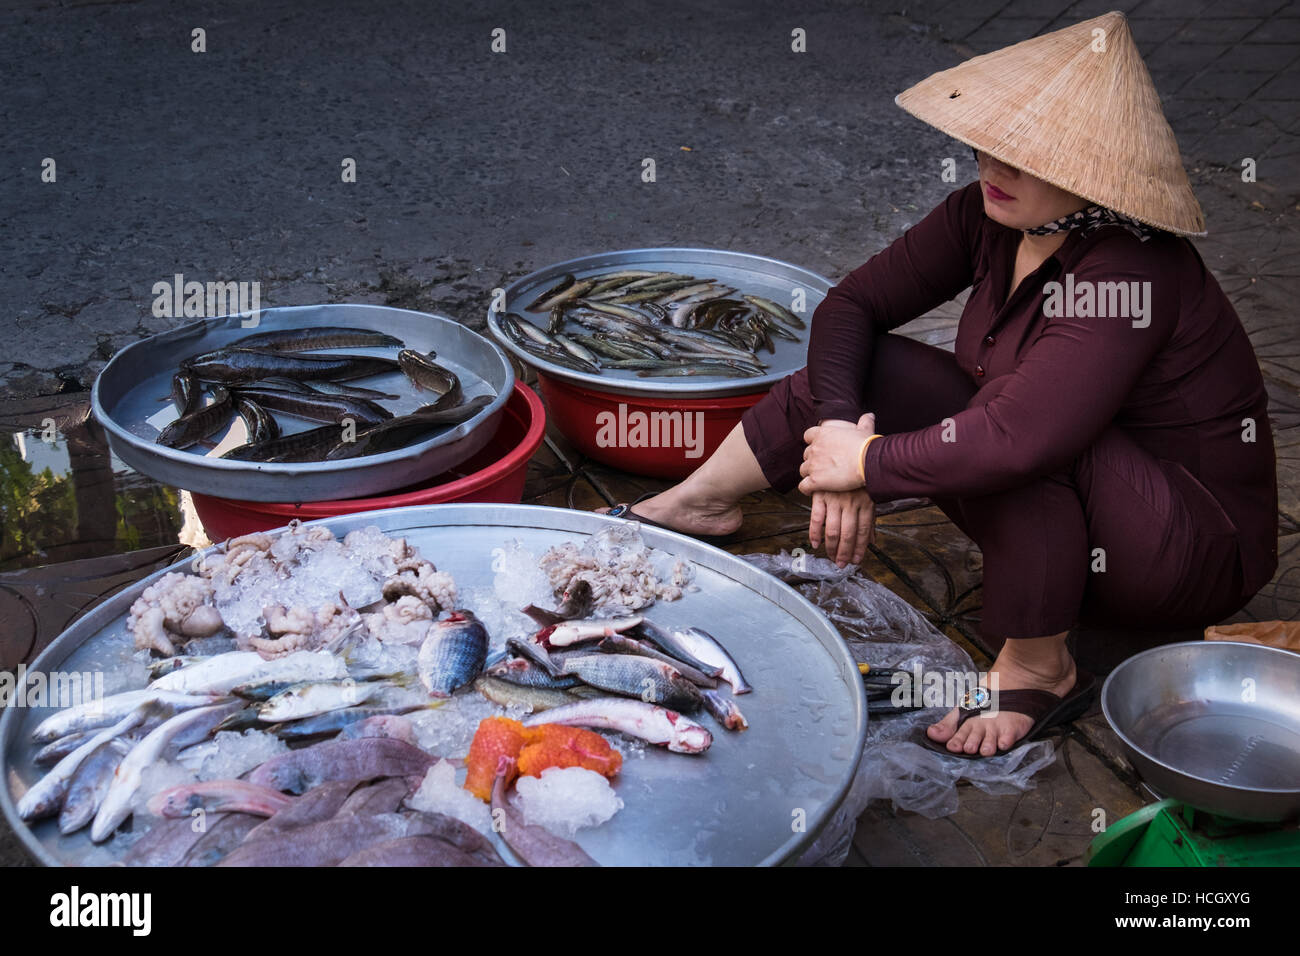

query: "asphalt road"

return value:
[0, 0, 962, 399]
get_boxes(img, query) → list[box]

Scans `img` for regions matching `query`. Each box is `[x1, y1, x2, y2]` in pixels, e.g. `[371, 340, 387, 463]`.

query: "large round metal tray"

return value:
[1, 504, 867, 866]
[1102, 640, 1300, 822]
[93, 304, 515, 502]
[487, 248, 831, 399]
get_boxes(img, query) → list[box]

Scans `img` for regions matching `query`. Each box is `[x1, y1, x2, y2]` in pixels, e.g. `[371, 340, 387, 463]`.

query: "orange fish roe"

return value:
[463, 716, 529, 801]
[516, 723, 623, 780]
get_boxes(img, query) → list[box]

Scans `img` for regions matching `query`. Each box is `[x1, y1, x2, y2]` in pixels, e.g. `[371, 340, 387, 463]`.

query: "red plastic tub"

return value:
[191, 382, 546, 540]
[537, 373, 769, 480]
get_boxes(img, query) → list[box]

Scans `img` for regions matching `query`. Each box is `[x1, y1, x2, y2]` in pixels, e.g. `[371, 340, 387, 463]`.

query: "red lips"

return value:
[984, 182, 1015, 202]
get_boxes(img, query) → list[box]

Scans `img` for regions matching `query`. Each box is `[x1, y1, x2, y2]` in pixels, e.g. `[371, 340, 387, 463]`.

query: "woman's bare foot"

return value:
[926, 633, 1076, 757]
[595, 421, 767, 537]
[598, 486, 744, 537]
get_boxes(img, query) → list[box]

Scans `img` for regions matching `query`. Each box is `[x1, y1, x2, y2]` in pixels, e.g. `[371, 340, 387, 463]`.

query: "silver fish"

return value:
[559, 654, 704, 712]
[270, 702, 440, 741]
[418, 610, 488, 697]
[522, 697, 713, 754]
[58, 737, 133, 835]
[150, 649, 347, 696]
[256, 680, 390, 723]
[91, 700, 244, 842]
[30, 688, 223, 744]
[18, 710, 147, 821]
[643, 624, 751, 695]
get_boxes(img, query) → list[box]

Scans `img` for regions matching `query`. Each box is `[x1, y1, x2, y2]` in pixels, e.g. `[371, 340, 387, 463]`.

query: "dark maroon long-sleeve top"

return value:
[808, 181, 1277, 594]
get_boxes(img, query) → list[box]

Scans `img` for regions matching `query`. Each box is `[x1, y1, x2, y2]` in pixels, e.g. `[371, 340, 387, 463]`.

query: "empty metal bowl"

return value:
[1102, 640, 1300, 822]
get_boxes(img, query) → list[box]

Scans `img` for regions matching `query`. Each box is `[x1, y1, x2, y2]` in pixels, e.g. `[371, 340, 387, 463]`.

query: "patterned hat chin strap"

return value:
[1024, 204, 1159, 242]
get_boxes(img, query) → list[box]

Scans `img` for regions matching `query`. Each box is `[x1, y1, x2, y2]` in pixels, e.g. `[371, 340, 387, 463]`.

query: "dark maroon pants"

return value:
[742, 335, 1248, 639]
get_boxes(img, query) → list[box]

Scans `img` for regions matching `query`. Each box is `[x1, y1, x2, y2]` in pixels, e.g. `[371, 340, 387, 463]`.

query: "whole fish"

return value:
[247, 737, 436, 794]
[475, 675, 598, 713]
[265, 377, 401, 401]
[156, 387, 234, 448]
[585, 271, 659, 296]
[91, 700, 245, 842]
[529, 277, 596, 313]
[256, 679, 391, 723]
[58, 737, 133, 834]
[535, 615, 643, 649]
[151, 649, 347, 696]
[184, 349, 400, 385]
[417, 610, 488, 697]
[700, 688, 749, 731]
[633, 620, 725, 680]
[34, 730, 95, 766]
[638, 623, 751, 695]
[595, 635, 719, 688]
[491, 757, 599, 867]
[221, 423, 348, 462]
[234, 397, 280, 443]
[636, 363, 760, 379]
[269, 703, 439, 741]
[522, 697, 713, 754]
[559, 654, 704, 712]
[398, 349, 462, 408]
[18, 710, 146, 821]
[324, 394, 493, 460]
[227, 327, 404, 351]
[30, 688, 224, 744]
[524, 273, 575, 311]
[229, 386, 391, 427]
[170, 370, 200, 416]
[743, 294, 806, 329]
[521, 579, 594, 627]
[147, 780, 296, 819]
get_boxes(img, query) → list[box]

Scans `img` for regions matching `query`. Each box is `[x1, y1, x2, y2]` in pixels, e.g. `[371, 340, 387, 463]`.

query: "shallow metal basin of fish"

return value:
[1102, 640, 1300, 822]
[1, 504, 867, 866]
[487, 248, 831, 399]
[93, 304, 514, 502]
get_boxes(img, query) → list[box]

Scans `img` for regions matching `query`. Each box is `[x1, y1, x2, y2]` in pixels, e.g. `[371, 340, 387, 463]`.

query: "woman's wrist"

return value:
[856, 434, 882, 488]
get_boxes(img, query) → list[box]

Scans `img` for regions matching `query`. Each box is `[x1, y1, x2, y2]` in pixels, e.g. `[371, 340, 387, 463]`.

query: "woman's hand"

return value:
[809, 489, 876, 567]
[798, 413, 877, 495]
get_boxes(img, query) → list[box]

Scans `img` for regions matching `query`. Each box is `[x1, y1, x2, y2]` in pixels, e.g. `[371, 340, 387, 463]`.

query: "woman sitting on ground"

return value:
[603, 12, 1277, 758]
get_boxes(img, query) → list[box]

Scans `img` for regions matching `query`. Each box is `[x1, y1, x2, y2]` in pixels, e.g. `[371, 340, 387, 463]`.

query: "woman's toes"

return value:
[927, 708, 960, 742]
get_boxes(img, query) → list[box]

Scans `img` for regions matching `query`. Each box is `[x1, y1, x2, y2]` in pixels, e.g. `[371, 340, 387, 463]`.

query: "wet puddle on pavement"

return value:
[0, 395, 185, 572]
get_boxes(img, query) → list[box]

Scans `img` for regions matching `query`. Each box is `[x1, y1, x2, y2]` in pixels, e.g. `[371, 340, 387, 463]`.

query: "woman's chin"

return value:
[981, 199, 1026, 230]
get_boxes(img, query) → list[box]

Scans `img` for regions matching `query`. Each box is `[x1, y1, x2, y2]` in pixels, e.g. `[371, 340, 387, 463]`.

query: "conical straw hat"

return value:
[896, 11, 1205, 236]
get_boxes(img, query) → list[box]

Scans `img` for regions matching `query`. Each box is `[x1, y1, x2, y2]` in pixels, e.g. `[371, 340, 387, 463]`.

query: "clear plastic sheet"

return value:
[741, 550, 1056, 866]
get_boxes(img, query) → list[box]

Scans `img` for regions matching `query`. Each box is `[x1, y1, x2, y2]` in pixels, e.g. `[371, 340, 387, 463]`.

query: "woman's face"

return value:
[974, 150, 1089, 231]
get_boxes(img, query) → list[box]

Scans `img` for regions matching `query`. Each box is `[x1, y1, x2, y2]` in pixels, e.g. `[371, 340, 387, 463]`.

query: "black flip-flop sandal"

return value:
[920, 669, 1097, 760]
[604, 492, 737, 546]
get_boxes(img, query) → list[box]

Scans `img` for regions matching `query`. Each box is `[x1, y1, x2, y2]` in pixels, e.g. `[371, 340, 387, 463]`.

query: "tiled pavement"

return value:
[1, 0, 1297, 866]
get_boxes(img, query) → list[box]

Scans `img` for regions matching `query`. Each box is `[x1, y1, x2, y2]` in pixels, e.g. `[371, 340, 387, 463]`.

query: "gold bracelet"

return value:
[857, 434, 882, 487]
